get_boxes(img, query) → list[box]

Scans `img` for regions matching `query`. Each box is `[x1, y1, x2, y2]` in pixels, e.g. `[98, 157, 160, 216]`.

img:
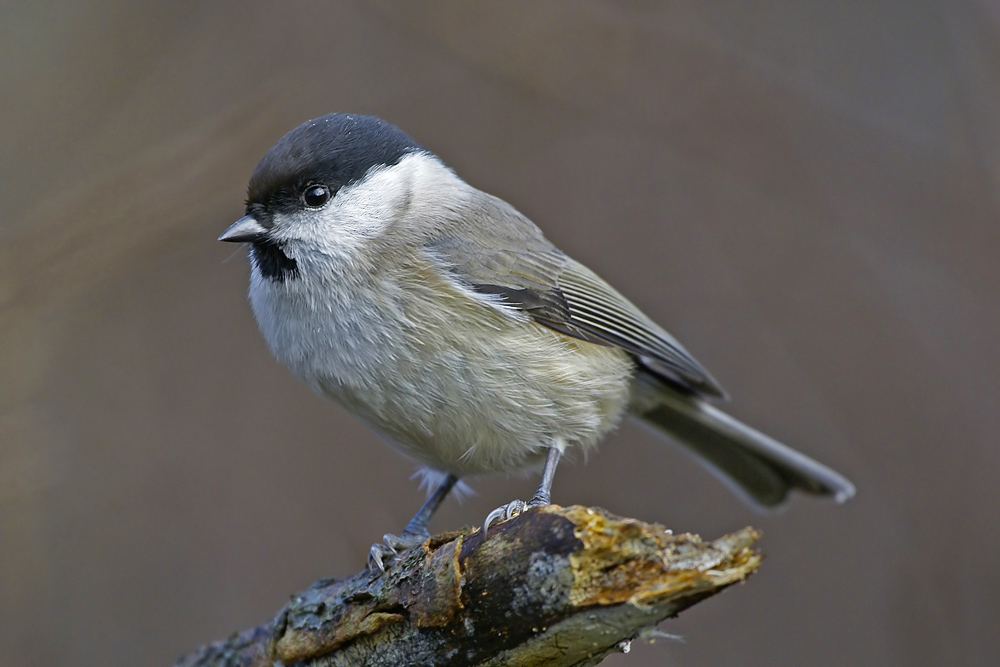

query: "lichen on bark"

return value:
[177, 505, 761, 667]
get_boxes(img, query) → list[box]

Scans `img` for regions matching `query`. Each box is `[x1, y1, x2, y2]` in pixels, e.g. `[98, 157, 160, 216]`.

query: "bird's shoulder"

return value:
[422, 190, 726, 398]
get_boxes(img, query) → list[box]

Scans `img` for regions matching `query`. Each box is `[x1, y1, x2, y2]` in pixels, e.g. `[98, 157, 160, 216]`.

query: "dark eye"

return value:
[302, 184, 330, 208]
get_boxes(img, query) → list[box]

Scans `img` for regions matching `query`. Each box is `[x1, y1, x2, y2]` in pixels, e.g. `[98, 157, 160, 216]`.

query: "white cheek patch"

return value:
[324, 163, 412, 239]
[267, 158, 421, 258]
[262, 151, 473, 279]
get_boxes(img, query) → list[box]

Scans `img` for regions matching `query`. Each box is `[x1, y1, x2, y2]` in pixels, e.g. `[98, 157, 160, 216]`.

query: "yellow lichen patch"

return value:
[352, 611, 407, 636]
[547, 506, 761, 609]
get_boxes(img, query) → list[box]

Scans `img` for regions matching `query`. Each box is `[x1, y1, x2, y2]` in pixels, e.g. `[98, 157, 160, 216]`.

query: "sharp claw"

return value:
[367, 543, 397, 574]
[482, 500, 529, 536]
[383, 531, 429, 552]
[382, 533, 405, 551]
[369, 528, 437, 574]
[368, 547, 386, 574]
[483, 507, 507, 535]
[506, 499, 526, 519]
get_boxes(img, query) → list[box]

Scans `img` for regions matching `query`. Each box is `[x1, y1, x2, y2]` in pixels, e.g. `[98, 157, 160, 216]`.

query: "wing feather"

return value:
[424, 191, 726, 398]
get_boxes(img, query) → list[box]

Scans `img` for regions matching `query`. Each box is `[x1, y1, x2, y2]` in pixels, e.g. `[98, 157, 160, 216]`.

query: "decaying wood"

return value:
[177, 505, 761, 667]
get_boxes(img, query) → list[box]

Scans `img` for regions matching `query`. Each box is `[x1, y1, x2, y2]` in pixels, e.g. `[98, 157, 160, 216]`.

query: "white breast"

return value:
[248, 250, 634, 477]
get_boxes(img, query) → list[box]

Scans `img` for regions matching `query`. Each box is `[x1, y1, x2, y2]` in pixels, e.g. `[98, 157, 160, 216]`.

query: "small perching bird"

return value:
[219, 113, 854, 571]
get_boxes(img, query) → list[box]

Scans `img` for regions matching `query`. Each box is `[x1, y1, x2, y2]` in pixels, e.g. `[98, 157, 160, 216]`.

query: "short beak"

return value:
[218, 215, 267, 243]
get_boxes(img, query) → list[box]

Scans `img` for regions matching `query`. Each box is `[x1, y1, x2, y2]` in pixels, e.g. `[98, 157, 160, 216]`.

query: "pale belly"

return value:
[330, 323, 635, 476]
[251, 267, 635, 477]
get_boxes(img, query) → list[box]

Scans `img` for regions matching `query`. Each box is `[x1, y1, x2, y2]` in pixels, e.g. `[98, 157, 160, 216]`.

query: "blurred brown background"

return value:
[2, 1, 998, 665]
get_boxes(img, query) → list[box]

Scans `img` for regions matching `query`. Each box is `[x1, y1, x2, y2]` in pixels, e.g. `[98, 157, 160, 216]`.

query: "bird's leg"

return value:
[527, 445, 562, 506]
[483, 440, 564, 534]
[368, 473, 458, 574]
[400, 473, 459, 538]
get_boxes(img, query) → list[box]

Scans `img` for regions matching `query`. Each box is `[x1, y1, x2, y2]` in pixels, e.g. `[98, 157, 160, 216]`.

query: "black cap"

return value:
[245, 113, 426, 218]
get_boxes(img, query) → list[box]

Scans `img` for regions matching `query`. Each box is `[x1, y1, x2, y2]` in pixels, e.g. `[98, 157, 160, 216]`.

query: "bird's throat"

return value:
[251, 240, 299, 282]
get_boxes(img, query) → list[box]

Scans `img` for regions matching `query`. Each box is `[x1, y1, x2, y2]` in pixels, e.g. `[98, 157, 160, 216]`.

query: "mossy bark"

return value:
[177, 506, 761, 667]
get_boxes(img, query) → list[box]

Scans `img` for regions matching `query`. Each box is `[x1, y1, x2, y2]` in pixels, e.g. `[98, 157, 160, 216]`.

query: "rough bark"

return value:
[176, 505, 761, 667]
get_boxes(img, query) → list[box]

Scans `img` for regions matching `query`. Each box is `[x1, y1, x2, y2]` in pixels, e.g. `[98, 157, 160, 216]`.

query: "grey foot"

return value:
[481, 445, 562, 537]
[366, 530, 429, 574]
[482, 494, 552, 535]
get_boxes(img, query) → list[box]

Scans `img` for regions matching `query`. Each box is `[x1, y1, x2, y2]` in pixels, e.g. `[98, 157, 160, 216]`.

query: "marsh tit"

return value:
[219, 113, 854, 571]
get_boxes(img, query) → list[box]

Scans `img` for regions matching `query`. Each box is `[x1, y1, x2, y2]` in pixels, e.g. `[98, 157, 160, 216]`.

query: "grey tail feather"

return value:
[631, 378, 855, 509]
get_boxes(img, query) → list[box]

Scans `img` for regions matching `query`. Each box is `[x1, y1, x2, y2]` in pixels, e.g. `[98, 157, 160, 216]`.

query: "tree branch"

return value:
[176, 506, 761, 667]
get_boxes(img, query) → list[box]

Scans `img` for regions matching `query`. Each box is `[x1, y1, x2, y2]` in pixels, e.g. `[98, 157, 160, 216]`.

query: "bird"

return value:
[218, 113, 855, 572]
